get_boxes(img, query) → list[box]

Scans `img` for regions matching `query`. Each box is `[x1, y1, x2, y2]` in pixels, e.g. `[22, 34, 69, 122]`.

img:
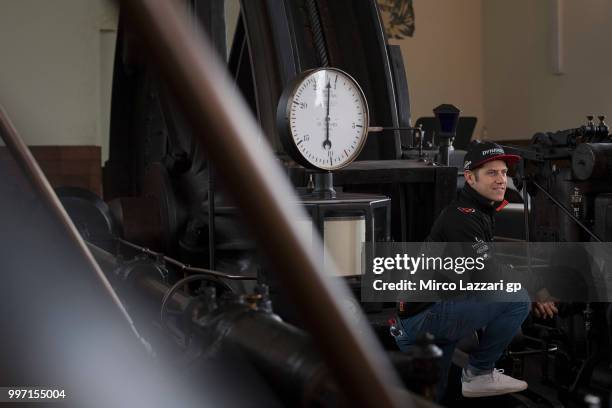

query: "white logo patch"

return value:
[482, 148, 504, 156]
[472, 237, 490, 257]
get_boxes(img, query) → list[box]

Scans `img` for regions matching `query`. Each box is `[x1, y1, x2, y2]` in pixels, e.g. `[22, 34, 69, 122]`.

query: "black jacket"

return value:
[398, 183, 508, 317]
[427, 183, 507, 243]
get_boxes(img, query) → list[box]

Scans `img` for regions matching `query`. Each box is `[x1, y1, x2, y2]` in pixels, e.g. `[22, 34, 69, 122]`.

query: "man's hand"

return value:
[533, 302, 558, 319]
[533, 288, 558, 319]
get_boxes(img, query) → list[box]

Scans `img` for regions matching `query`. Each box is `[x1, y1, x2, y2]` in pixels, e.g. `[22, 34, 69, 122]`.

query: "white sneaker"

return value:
[461, 368, 528, 398]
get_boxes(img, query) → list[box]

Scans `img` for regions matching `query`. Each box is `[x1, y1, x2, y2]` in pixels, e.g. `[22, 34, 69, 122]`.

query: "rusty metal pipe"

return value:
[117, 1, 407, 407]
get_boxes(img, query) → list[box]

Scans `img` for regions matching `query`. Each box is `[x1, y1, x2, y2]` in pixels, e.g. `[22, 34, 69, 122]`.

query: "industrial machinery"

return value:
[0, 1, 446, 407]
[492, 117, 612, 408]
[3, 0, 612, 407]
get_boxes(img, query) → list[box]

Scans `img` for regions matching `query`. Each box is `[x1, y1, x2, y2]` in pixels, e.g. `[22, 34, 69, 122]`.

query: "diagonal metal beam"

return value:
[0, 106, 151, 353]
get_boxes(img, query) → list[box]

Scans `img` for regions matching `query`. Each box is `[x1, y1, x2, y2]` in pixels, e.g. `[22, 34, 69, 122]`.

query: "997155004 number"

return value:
[4, 388, 66, 401]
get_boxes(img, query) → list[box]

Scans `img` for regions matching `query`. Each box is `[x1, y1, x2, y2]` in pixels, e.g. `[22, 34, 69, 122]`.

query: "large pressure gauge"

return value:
[276, 67, 369, 171]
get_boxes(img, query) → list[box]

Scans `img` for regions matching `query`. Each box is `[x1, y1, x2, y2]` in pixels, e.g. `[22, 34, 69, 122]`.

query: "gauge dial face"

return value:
[283, 68, 369, 171]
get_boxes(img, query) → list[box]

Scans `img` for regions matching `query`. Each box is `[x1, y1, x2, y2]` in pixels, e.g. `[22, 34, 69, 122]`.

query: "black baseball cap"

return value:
[463, 141, 520, 171]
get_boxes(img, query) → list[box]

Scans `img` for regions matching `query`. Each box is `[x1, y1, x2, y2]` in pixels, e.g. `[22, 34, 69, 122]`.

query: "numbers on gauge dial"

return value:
[289, 70, 367, 170]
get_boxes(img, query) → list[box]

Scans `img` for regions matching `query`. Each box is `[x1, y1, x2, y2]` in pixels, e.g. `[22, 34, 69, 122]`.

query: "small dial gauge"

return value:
[277, 67, 369, 171]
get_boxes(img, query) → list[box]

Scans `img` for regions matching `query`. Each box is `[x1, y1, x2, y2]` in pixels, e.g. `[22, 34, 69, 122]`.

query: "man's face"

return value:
[465, 160, 508, 202]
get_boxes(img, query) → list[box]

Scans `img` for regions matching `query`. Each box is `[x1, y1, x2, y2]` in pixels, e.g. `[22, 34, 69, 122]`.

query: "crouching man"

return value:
[395, 141, 557, 400]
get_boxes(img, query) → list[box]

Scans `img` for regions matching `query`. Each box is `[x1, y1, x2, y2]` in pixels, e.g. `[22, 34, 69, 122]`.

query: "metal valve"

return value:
[597, 115, 609, 137]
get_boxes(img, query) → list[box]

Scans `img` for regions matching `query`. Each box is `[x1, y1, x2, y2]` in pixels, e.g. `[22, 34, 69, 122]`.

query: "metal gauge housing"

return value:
[277, 67, 369, 171]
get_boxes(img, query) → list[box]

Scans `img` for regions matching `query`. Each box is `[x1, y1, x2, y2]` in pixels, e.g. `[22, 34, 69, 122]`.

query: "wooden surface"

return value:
[0, 145, 102, 196]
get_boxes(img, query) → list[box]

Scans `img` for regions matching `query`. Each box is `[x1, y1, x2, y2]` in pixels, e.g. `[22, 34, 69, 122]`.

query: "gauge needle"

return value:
[322, 81, 332, 150]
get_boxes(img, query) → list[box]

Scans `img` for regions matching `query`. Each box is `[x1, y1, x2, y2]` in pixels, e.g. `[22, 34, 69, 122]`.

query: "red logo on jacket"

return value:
[457, 207, 476, 214]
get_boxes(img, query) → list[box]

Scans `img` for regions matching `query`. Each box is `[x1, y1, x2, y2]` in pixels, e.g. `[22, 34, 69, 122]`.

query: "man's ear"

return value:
[464, 170, 474, 185]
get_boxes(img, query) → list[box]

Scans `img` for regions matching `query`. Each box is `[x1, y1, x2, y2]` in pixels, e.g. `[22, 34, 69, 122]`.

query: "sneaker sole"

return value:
[462, 384, 527, 398]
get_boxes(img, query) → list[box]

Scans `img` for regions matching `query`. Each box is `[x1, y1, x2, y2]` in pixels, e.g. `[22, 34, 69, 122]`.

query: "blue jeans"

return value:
[394, 292, 530, 400]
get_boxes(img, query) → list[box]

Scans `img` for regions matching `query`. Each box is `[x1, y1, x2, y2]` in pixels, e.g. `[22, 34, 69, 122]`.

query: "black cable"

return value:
[305, 0, 329, 67]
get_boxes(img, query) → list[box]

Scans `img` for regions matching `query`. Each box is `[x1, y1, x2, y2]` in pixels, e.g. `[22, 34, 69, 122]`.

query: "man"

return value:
[394, 141, 557, 400]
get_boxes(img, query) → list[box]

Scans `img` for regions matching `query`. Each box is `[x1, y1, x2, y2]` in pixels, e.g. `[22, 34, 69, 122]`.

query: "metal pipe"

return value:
[208, 165, 216, 269]
[117, 1, 406, 407]
[0, 106, 152, 354]
[521, 161, 530, 243]
[87, 241, 120, 271]
[87, 243, 345, 407]
[369, 126, 422, 132]
[116, 237, 254, 280]
[88, 242, 193, 311]
[520, 160, 533, 281]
